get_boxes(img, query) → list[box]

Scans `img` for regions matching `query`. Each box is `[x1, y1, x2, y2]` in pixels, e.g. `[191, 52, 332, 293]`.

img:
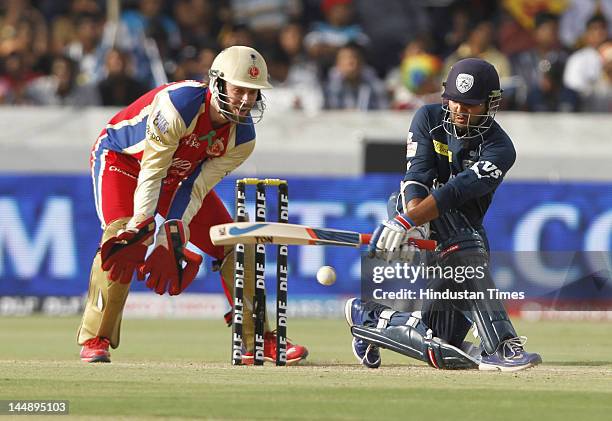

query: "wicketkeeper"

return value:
[346, 58, 542, 371]
[77, 46, 308, 364]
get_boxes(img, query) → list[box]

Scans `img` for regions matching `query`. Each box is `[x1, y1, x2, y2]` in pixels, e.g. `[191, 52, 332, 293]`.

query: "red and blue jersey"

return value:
[91, 80, 256, 225]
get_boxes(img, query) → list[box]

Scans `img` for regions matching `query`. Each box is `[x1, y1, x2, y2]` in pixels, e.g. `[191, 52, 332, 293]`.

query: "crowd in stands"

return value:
[0, 0, 610, 112]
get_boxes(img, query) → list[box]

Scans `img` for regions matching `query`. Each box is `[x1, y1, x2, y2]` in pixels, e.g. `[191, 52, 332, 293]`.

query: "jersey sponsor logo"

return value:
[146, 126, 161, 143]
[108, 165, 138, 180]
[432, 140, 449, 156]
[166, 158, 192, 182]
[456, 73, 474, 93]
[171, 158, 192, 172]
[164, 158, 193, 185]
[181, 133, 201, 148]
[470, 160, 503, 179]
[406, 132, 417, 158]
[206, 137, 225, 157]
[153, 111, 169, 134]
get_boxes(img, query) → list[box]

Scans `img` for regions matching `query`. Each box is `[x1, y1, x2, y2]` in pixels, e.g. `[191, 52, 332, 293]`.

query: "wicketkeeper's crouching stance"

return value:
[77, 46, 307, 364]
[346, 58, 541, 372]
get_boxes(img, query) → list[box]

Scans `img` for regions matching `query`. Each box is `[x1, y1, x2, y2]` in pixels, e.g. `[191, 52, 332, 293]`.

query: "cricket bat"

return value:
[209, 222, 437, 250]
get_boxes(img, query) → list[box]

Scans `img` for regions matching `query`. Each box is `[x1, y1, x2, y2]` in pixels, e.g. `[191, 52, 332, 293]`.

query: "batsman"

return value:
[346, 58, 542, 371]
[77, 45, 307, 364]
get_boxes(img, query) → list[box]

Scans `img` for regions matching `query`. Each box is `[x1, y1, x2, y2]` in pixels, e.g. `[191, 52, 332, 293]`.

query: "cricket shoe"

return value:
[344, 298, 381, 369]
[479, 337, 542, 372]
[242, 332, 309, 365]
[80, 337, 111, 363]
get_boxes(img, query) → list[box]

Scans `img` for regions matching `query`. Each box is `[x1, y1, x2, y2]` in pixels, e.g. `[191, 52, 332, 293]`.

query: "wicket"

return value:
[231, 178, 289, 366]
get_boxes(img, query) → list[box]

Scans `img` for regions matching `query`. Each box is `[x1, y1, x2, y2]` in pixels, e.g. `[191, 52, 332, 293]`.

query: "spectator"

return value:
[115, 0, 182, 87]
[51, 0, 101, 54]
[0, 52, 41, 104]
[563, 14, 609, 109]
[172, 43, 217, 82]
[25, 54, 100, 105]
[0, 0, 49, 71]
[279, 20, 307, 60]
[97, 48, 147, 106]
[218, 23, 254, 49]
[354, 0, 430, 76]
[172, 44, 200, 81]
[265, 46, 323, 113]
[511, 12, 573, 111]
[196, 45, 217, 83]
[438, 6, 470, 57]
[173, 0, 220, 49]
[304, 0, 369, 72]
[497, 0, 568, 56]
[323, 43, 388, 110]
[559, 0, 612, 48]
[444, 21, 512, 81]
[64, 12, 106, 86]
[229, 0, 302, 49]
[585, 40, 612, 112]
[278, 21, 321, 95]
[386, 39, 443, 110]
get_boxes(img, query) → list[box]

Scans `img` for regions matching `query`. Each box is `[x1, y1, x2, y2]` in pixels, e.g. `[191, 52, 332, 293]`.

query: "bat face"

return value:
[210, 222, 365, 247]
[210, 222, 435, 250]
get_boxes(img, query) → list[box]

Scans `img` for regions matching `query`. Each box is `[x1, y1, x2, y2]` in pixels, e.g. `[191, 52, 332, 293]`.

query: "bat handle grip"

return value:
[360, 233, 372, 244]
[359, 234, 437, 251]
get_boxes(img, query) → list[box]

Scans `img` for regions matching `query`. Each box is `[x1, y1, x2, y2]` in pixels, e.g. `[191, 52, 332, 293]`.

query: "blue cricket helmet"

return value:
[442, 58, 501, 105]
[441, 58, 503, 139]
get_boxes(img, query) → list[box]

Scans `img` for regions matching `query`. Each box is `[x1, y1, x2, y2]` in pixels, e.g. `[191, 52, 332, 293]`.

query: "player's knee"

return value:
[432, 210, 488, 263]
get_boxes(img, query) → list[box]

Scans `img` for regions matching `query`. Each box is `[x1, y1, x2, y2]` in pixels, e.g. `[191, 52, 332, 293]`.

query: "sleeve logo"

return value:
[406, 132, 417, 158]
[153, 111, 169, 134]
[470, 160, 503, 179]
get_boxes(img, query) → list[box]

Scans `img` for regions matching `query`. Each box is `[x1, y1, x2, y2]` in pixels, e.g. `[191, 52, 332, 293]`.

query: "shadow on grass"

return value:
[548, 361, 612, 367]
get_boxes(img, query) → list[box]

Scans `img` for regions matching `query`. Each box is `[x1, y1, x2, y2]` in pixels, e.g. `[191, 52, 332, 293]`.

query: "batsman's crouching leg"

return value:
[77, 217, 132, 349]
[351, 321, 479, 370]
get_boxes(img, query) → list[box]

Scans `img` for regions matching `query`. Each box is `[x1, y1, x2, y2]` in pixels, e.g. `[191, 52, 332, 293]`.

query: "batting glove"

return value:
[369, 214, 428, 262]
[100, 216, 156, 283]
[138, 220, 203, 295]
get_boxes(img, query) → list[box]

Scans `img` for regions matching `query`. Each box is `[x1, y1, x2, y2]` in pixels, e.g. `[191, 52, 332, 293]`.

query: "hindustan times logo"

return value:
[371, 288, 525, 301]
[371, 263, 486, 284]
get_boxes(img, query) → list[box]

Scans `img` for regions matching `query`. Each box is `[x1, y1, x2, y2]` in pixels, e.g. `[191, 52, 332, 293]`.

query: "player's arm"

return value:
[369, 106, 437, 260]
[99, 93, 188, 283]
[429, 138, 516, 216]
[100, 95, 185, 283]
[132, 94, 188, 220]
[141, 137, 256, 295]
[183, 139, 255, 225]
[400, 137, 515, 229]
[402, 138, 515, 226]
[400, 106, 438, 208]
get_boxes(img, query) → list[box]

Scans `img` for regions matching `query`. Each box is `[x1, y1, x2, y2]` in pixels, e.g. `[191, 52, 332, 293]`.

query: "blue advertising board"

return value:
[0, 175, 611, 301]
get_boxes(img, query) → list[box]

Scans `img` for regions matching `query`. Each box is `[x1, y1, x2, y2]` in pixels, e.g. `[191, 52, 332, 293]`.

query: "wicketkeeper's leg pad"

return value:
[77, 217, 132, 348]
[220, 245, 271, 352]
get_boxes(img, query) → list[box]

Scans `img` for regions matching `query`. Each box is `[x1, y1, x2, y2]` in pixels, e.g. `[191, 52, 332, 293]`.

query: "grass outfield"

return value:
[1, 317, 611, 420]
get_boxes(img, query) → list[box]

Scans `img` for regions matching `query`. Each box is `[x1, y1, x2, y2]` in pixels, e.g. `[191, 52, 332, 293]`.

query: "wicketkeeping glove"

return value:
[100, 216, 156, 283]
[368, 213, 429, 262]
[138, 219, 203, 295]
